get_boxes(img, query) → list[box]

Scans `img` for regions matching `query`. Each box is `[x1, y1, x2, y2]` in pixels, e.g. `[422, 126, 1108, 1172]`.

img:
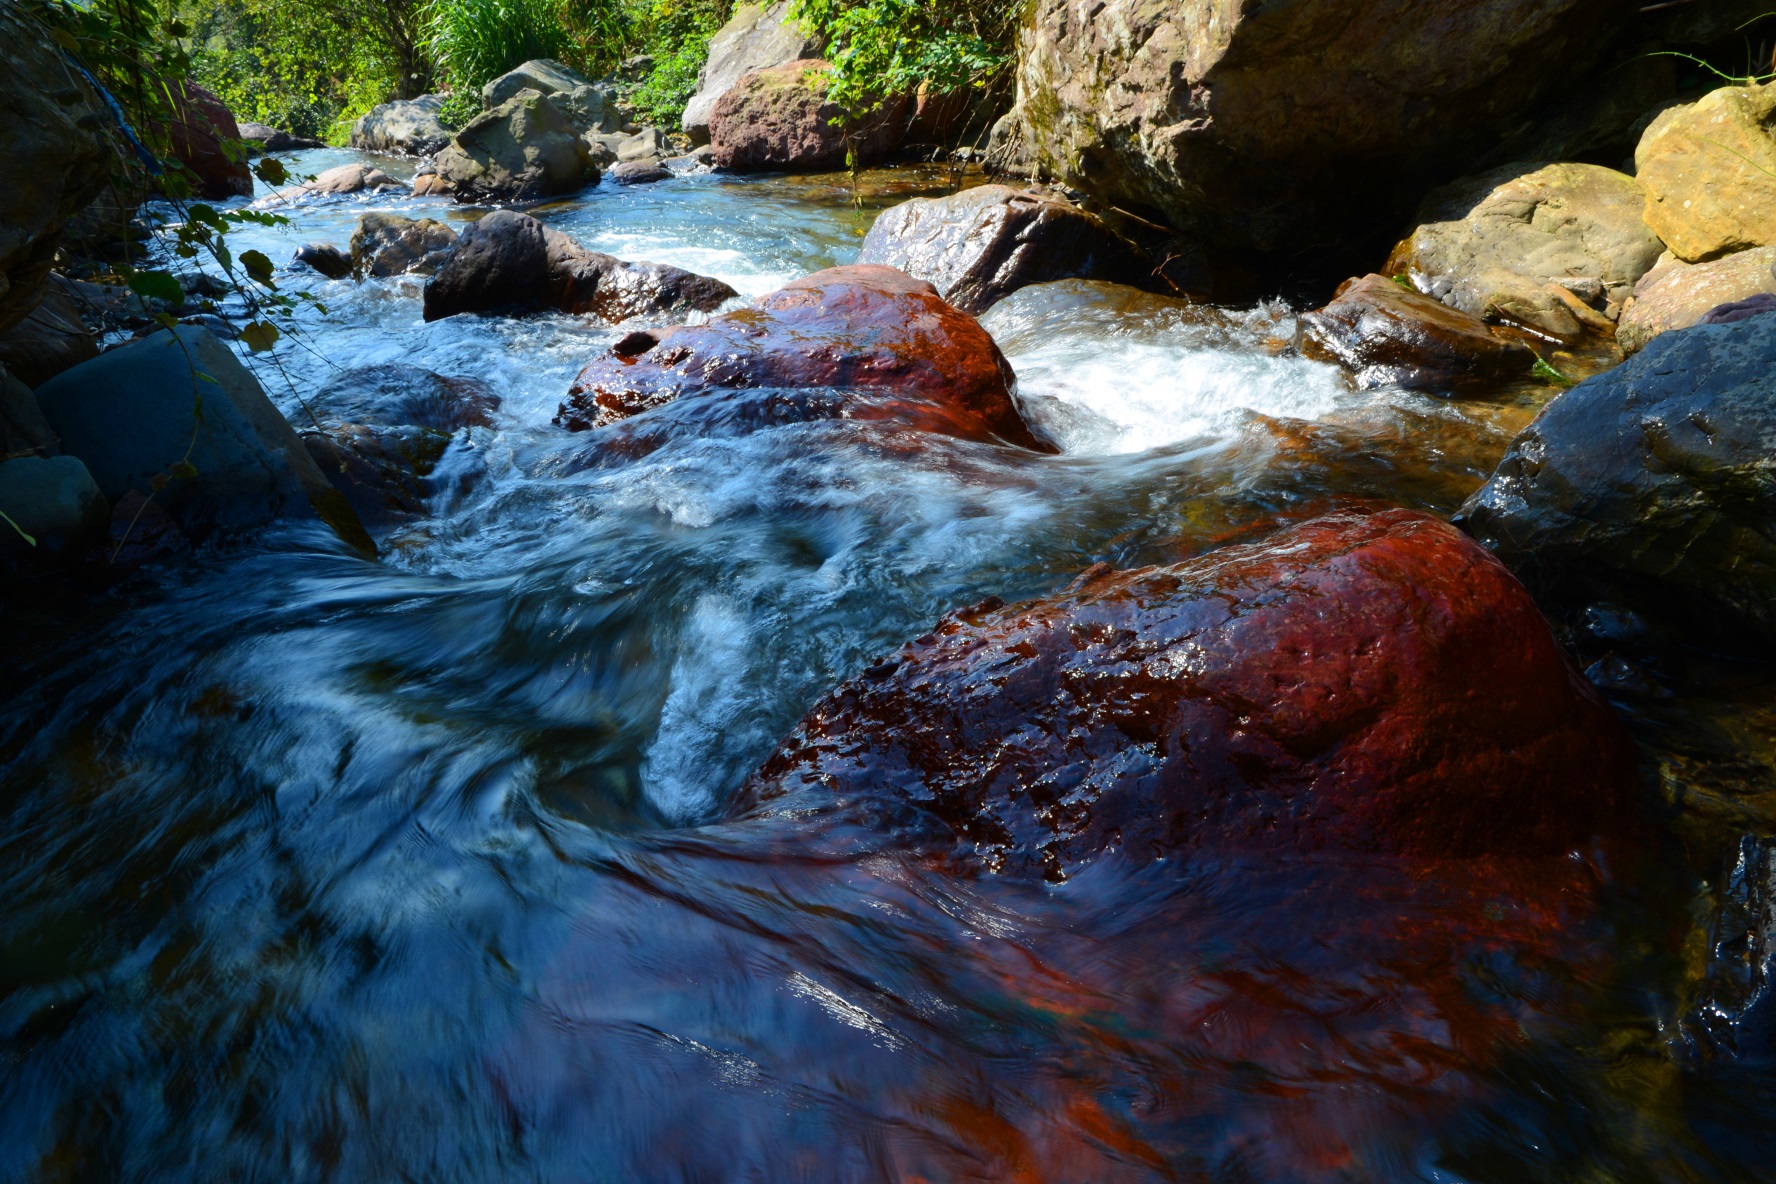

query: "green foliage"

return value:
[1532, 357, 1576, 387]
[179, 0, 429, 142]
[789, 0, 1016, 112]
[423, 0, 575, 97]
[625, 0, 725, 126]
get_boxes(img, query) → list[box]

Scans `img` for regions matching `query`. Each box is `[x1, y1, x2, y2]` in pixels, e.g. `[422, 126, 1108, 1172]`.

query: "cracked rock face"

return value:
[1013, 0, 1619, 254]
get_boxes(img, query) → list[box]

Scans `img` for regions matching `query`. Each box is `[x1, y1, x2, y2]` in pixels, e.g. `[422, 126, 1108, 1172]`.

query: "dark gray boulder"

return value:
[350, 95, 454, 156]
[1457, 313, 1776, 646]
[0, 455, 107, 556]
[293, 243, 353, 280]
[857, 184, 1160, 314]
[32, 326, 373, 553]
[423, 210, 737, 322]
[1, 364, 57, 458]
[349, 213, 459, 278]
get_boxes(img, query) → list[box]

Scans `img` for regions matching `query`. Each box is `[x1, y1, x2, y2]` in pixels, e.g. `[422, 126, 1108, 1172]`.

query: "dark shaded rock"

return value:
[236, 122, 324, 152]
[1300, 274, 1536, 391]
[1700, 293, 1776, 326]
[351, 95, 453, 156]
[33, 326, 373, 554]
[293, 243, 352, 280]
[0, 3, 111, 335]
[1, 365, 57, 459]
[1014, 0, 1621, 254]
[0, 455, 108, 557]
[1457, 314, 1776, 649]
[608, 160, 671, 185]
[106, 488, 187, 567]
[422, 210, 736, 323]
[431, 90, 599, 203]
[0, 280, 98, 388]
[744, 509, 1633, 880]
[557, 264, 1051, 452]
[709, 60, 907, 172]
[857, 184, 1159, 314]
[166, 82, 253, 200]
[421, 210, 549, 319]
[349, 213, 458, 278]
[682, 1, 822, 144]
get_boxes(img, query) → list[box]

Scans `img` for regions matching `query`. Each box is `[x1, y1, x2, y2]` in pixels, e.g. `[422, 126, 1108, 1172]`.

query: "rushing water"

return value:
[2, 150, 1773, 1182]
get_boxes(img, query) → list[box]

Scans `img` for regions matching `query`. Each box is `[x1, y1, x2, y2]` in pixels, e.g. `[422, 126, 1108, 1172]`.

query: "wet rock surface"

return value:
[1300, 274, 1537, 391]
[710, 60, 906, 172]
[1459, 313, 1776, 648]
[292, 243, 352, 279]
[1386, 162, 1664, 340]
[350, 212, 458, 278]
[1618, 246, 1776, 354]
[260, 163, 404, 205]
[350, 95, 453, 156]
[0, 454, 107, 557]
[557, 264, 1048, 450]
[421, 211, 735, 323]
[858, 184, 1162, 313]
[430, 90, 600, 202]
[745, 508, 1632, 879]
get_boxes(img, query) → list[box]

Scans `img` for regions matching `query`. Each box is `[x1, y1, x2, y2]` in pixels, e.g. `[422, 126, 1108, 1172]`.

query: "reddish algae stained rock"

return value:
[556, 264, 1052, 451]
[746, 508, 1634, 878]
[166, 82, 253, 200]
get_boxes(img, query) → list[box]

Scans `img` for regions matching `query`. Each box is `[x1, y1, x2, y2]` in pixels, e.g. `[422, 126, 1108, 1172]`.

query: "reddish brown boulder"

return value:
[557, 264, 1051, 450]
[166, 82, 253, 200]
[709, 60, 908, 172]
[1301, 273, 1536, 391]
[745, 508, 1633, 879]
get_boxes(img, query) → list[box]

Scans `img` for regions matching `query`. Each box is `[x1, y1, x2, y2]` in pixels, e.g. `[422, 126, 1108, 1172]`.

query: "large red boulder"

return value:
[166, 82, 253, 200]
[745, 508, 1634, 878]
[555, 264, 1051, 451]
[708, 59, 907, 172]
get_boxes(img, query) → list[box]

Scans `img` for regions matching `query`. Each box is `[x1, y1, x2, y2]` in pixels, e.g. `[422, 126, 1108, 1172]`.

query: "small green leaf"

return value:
[1532, 357, 1576, 387]
[129, 271, 185, 305]
[0, 509, 36, 547]
[169, 460, 199, 480]
[240, 320, 282, 352]
[253, 157, 289, 187]
[240, 250, 276, 287]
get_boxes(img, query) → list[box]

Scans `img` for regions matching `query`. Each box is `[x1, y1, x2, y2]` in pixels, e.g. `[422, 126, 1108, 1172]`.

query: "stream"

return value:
[2, 149, 1774, 1182]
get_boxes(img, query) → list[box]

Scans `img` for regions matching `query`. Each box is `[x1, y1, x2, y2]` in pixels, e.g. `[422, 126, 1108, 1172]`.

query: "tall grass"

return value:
[424, 0, 574, 96]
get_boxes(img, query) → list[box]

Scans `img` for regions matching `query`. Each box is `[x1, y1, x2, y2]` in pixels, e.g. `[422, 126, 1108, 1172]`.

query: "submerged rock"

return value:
[1300, 274, 1536, 391]
[682, 0, 822, 145]
[421, 210, 735, 323]
[429, 90, 600, 202]
[1386, 162, 1664, 340]
[557, 264, 1049, 451]
[608, 160, 671, 185]
[1617, 246, 1776, 354]
[0, 2, 110, 335]
[1458, 313, 1776, 648]
[709, 60, 906, 172]
[350, 212, 459, 278]
[300, 364, 500, 532]
[32, 326, 373, 553]
[857, 184, 1162, 314]
[1637, 82, 1776, 262]
[260, 163, 405, 205]
[744, 508, 1632, 879]
[1013, 0, 1619, 253]
[351, 95, 454, 156]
